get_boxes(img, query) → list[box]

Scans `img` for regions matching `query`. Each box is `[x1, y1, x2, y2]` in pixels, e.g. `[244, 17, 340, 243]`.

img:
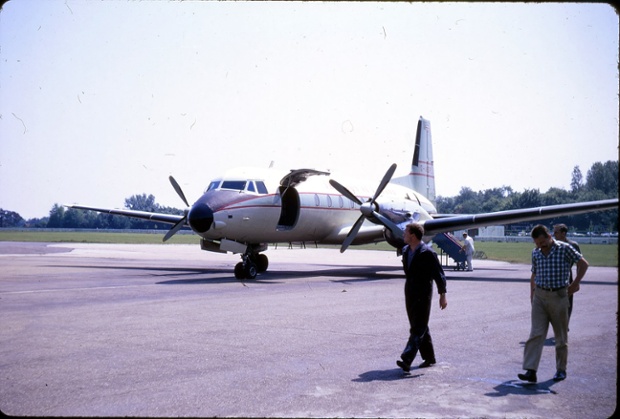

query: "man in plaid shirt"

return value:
[518, 224, 589, 383]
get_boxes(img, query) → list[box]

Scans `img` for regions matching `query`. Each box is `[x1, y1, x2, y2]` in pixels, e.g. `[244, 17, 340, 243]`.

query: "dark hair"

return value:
[554, 223, 568, 234]
[406, 223, 424, 240]
[531, 224, 550, 239]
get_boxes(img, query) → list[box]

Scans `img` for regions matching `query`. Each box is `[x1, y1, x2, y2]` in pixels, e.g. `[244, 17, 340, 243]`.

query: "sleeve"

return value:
[564, 242, 582, 264]
[401, 246, 409, 271]
[429, 251, 447, 294]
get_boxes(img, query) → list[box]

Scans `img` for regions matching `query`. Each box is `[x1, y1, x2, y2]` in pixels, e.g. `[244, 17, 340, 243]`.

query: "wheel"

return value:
[255, 254, 269, 273]
[234, 262, 246, 279]
[244, 262, 258, 279]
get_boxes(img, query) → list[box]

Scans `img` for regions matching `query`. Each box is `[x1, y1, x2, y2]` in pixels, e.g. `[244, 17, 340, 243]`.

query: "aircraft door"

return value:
[277, 186, 300, 230]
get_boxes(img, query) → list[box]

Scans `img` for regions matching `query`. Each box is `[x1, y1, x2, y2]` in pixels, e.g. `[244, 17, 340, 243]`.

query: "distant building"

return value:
[454, 226, 504, 238]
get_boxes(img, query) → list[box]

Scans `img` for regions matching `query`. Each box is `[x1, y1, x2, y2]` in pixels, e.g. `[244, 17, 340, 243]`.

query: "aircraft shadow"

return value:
[46, 263, 616, 287]
[445, 274, 529, 284]
[48, 263, 402, 285]
[267, 264, 403, 282]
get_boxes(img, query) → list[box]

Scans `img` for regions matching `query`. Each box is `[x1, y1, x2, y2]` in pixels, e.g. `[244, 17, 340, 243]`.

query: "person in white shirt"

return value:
[461, 232, 475, 271]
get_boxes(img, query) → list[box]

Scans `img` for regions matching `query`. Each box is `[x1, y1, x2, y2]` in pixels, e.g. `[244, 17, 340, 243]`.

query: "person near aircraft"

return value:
[518, 224, 588, 383]
[552, 223, 581, 326]
[461, 232, 475, 271]
[397, 223, 448, 372]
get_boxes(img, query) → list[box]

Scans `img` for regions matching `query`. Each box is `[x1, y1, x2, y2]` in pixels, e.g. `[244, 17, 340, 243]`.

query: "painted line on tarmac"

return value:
[0, 284, 145, 295]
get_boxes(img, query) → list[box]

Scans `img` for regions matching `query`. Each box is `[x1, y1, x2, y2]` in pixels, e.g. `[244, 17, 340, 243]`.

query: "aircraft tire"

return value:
[245, 262, 258, 280]
[256, 254, 269, 273]
[234, 262, 246, 279]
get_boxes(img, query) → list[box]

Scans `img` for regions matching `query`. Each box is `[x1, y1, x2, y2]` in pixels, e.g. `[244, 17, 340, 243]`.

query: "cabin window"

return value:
[326, 195, 333, 208]
[314, 194, 320, 207]
[338, 196, 344, 208]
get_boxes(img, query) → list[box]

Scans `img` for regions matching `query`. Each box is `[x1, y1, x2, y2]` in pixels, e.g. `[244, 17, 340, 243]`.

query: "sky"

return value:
[1, 1, 618, 219]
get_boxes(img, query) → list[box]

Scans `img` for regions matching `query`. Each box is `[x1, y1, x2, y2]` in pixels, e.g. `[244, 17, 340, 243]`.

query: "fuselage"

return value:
[188, 166, 437, 246]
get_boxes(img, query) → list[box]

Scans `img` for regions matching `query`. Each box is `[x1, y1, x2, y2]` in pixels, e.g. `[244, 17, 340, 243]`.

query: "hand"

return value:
[568, 282, 580, 296]
[439, 294, 447, 310]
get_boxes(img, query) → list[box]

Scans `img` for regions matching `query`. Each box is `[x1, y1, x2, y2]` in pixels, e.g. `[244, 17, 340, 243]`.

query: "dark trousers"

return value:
[401, 294, 435, 365]
[568, 277, 574, 324]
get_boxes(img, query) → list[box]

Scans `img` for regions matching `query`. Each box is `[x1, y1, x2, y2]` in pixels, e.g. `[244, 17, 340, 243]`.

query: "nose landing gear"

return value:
[234, 252, 269, 280]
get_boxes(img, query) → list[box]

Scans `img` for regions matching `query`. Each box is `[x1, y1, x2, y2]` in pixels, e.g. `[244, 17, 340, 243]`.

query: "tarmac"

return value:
[0, 242, 617, 418]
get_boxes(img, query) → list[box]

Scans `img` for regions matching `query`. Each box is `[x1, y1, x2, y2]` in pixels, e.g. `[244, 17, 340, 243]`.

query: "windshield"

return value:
[221, 180, 247, 191]
[205, 179, 269, 194]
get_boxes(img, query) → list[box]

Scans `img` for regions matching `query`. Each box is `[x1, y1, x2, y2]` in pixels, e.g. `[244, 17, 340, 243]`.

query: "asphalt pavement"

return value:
[0, 242, 617, 418]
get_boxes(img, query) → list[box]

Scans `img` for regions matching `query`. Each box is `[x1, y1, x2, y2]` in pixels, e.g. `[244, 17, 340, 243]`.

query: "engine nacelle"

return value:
[383, 227, 405, 254]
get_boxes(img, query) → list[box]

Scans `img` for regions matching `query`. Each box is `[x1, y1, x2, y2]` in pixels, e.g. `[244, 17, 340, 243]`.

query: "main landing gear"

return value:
[234, 252, 269, 280]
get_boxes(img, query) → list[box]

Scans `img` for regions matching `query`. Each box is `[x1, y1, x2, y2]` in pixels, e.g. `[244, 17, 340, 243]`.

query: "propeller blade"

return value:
[331, 163, 401, 252]
[340, 214, 365, 253]
[371, 163, 397, 203]
[372, 211, 403, 239]
[169, 176, 190, 207]
[329, 179, 363, 206]
[163, 216, 186, 242]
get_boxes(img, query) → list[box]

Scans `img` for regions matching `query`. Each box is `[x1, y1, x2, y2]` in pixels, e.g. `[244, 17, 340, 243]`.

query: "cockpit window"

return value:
[207, 181, 220, 192]
[256, 181, 268, 194]
[206, 179, 269, 194]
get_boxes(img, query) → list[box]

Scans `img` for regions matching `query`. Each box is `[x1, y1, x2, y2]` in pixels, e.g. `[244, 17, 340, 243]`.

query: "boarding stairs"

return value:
[433, 232, 467, 270]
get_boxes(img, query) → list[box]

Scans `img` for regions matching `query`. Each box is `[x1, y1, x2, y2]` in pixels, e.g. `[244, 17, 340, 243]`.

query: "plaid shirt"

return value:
[531, 239, 582, 289]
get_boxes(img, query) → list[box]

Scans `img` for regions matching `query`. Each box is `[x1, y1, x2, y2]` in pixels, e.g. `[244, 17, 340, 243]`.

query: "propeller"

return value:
[163, 176, 190, 242]
[169, 175, 189, 207]
[329, 163, 402, 253]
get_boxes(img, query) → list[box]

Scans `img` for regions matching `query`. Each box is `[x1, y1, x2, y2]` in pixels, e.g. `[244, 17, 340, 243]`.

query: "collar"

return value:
[536, 239, 559, 256]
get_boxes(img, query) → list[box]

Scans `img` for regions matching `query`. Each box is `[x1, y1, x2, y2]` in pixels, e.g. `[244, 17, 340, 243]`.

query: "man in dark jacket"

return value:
[397, 223, 448, 372]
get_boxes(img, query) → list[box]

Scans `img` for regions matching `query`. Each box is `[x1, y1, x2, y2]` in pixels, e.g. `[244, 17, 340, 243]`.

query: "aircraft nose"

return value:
[188, 203, 214, 233]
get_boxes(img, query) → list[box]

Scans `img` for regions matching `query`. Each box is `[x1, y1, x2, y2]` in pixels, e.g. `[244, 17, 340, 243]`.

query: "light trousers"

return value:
[523, 287, 569, 372]
[465, 254, 473, 271]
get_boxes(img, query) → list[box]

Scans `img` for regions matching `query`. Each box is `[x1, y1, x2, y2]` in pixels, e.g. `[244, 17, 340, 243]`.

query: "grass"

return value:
[0, 230, 200, 245]
[353, 241, 617, 267]
[0, 230, 617, 267]
[471, 242, 617, 267]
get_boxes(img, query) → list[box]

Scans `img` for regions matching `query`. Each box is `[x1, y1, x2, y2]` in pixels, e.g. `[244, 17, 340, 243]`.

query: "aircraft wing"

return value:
[421, 199, 618, 236]
[67, 205, 184, 225]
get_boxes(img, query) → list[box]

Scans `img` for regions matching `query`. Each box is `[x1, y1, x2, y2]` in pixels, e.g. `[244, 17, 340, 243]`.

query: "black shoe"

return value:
[553, 370, 567, 381]
[418, 360, 436, 368]
[518, 370, 537, 383]
[396, 360, 411, 372]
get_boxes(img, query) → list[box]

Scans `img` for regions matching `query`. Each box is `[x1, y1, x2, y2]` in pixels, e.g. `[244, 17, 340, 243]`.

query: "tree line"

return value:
[0, 194, 183, 230]
[436, 161, 618, 233]
[1, 160, 617, 233]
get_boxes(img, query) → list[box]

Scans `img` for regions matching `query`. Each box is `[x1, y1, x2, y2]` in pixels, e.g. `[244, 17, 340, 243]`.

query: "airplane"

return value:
[69, 116, 618, 279]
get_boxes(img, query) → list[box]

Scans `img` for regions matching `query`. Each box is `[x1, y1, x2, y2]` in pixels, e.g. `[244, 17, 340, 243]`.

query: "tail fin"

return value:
[392, 116, 436, 205]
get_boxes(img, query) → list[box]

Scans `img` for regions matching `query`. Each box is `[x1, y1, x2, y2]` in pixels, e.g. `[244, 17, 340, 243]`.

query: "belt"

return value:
[536, 285, 567, 292]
